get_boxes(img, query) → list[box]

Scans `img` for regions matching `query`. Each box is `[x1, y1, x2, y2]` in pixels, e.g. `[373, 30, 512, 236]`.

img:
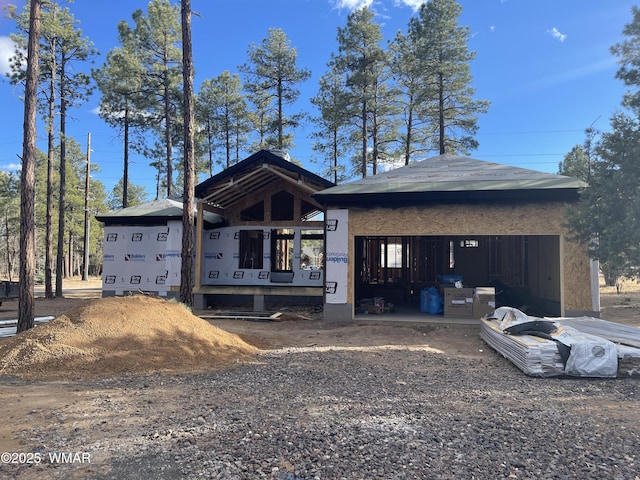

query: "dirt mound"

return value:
[0, 295, 257, 379]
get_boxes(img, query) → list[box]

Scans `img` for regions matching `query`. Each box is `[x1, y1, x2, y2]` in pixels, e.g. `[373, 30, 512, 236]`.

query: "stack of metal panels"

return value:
[480, 308, 640, 378]
[558, 317, 640, 348]
[480, 315, 566, 377]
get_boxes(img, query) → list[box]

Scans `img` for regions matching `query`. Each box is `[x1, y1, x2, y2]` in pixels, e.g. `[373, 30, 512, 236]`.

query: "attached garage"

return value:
[313, 154, 597, 322]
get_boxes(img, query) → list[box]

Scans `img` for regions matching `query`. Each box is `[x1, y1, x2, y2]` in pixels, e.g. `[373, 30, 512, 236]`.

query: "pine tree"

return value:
[311, 68, 351, 183]
[8, 1, 97, 298]
[8, 2, 96, 297]
[93, 47, 149, 209]
[611, 6, 640, 114]
[0, 172, 21, 282]
[106, 179, 148, 211]
[197, 71, 252, 170]
[180, 0, 195, 307]
[118, 0, 183, 197]
[17, 0, 41, 332]
[240, 28, 311, 151]
[558, 145, 591, 181]
[565, 114, 640, 289]
[408, 0, 489, 155]
[565, 6, 640, 289]
[331, 7, 386, 177]
[389, 29, 433, 164]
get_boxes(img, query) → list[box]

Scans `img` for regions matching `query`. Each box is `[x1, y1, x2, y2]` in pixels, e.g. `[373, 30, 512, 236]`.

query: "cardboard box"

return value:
[360, 297, 385, 314]
[443, 288, 474, 317]
[473, 287, 496, 319]
[361, 304, 383, 314]
[473, 302, 495, 319]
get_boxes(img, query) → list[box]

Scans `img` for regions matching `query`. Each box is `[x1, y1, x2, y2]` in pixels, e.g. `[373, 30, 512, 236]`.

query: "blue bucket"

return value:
[428, 290, 443, 314]
[420, 288, 430, 313]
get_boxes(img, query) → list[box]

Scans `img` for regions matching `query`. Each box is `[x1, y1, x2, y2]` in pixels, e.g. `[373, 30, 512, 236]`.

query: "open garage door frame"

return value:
[354, 234, 561, 317]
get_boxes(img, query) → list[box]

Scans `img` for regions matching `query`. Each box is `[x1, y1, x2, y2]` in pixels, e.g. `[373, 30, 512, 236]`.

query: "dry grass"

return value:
[600, 278, 640, 327]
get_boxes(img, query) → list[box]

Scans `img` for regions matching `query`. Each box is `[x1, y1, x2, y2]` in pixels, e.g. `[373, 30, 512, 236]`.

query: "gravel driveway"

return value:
[4, 344, 639, 480]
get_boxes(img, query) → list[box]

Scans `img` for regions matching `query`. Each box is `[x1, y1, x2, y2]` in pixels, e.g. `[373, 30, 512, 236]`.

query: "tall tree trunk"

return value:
[405, 105, 413, 166]
[164, 65, 173, 198]
[45, 33, 56, 298]
[67, 230, 72, 277]
[372, 108, 378, 174]
[234, 120, 240, 164]
[17, 0, 42, 333]
[206, 118, 213, 176]
[361, 98, 367, 178]
[277, 78, 283, 149]
[82, 133, 91, 281]
[438, 72, 445, 155]
[225, 109, 231, 168]
[333, 130, 338, 184]
[123, 104, 129, 209]
[5, 215, 12, 282]
[55, 55, 67, 297]
[180, 0, 195, 307]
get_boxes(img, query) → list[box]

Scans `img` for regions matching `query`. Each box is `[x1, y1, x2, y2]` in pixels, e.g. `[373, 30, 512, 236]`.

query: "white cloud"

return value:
[393, 0, 427, 11]
[0, 36, 16, 76]
[0, 163, 22, 172]
[547, 27, 567, 42]
[331, 0, 374, 11]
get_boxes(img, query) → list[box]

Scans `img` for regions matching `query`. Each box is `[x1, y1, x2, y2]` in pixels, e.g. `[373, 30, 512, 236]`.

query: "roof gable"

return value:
[195, 149, 334, 210]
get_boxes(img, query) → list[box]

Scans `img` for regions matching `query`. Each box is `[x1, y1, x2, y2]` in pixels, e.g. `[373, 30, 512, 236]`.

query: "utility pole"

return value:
[82, 132, 91, 281]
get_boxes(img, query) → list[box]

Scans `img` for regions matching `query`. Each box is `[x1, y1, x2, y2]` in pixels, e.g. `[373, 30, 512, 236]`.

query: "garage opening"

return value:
[354, 235, 561, 316]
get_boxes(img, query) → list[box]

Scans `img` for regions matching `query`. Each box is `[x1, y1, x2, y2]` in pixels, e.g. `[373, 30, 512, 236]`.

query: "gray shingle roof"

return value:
[313, 154, 584, 203]
[95, 197, 224, 227]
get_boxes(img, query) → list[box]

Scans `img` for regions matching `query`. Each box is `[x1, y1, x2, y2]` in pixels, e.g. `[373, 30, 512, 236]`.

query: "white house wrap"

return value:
[102, 222, 182, 295]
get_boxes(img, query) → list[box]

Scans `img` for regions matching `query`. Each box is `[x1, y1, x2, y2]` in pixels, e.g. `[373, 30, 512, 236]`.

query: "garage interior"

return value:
[355, 234, 561, 317]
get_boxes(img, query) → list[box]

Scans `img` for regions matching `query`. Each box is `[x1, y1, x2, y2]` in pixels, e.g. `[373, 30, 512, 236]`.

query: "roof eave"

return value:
[195, 149, 333, 198]
[313, 188, 580, 206]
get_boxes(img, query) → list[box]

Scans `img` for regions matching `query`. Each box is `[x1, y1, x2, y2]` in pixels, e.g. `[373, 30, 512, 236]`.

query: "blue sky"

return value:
[0, 0, 637, 201]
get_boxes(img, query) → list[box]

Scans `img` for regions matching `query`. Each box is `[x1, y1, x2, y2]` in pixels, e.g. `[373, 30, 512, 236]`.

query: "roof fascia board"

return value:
[314, 188, 579, 206]
[195, 149, 333, 198]
[265, 164, 320, 195]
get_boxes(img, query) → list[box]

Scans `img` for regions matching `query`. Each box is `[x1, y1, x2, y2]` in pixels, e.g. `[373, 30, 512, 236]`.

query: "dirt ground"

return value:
[0, 277, 487, 356]
[0, 277, 639, 455]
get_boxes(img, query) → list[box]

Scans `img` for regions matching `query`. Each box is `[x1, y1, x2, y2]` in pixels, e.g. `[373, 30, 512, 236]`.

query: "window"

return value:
[460, 239, 479, 248]
[449, 240, 455, 268]
[271, 191, 294, 221]
[359, 237, 407, 284]
[300, 229, 323, 270]
[381, 242, 403, 268]
[271, 228, 294, 271]
[238, 230, 264, 269]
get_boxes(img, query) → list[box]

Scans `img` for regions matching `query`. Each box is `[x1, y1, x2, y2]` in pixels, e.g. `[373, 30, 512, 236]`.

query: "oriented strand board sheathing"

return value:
[349, 202, 568, 236]
[560, 233, 593, 311]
